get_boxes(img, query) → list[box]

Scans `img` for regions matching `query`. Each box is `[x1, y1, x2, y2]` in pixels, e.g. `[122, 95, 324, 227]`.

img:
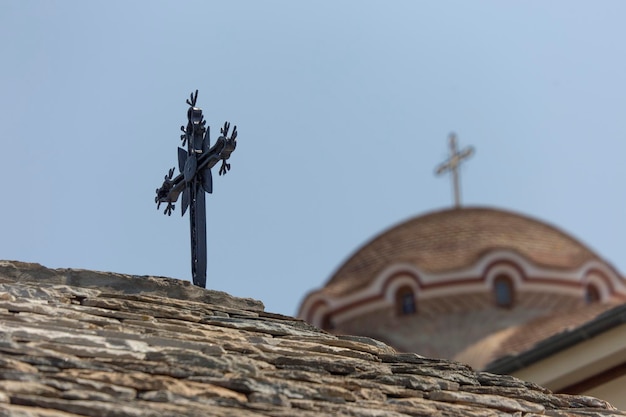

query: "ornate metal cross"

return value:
[155, 90, 238, 288]
[435, 132, 474, 209]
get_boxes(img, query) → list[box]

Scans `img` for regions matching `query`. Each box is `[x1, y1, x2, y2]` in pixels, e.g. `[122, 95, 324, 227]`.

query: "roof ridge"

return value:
[0, 260, 264, 312]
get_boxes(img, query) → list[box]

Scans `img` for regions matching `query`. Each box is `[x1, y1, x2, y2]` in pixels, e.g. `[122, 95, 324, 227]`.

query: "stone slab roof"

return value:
[0, 260, 624, 417]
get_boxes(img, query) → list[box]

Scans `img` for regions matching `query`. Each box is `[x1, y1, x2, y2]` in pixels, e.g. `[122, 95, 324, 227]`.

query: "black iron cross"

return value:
[155, 90, 238, 288]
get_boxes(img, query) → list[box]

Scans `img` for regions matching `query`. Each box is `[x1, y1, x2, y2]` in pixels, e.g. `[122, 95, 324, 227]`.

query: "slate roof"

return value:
[1, 260, 624, 417]
[324, 207, 600, 297]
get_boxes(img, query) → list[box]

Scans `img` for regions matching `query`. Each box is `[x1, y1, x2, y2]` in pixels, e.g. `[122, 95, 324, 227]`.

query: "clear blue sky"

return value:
[2, 1, 625, 316]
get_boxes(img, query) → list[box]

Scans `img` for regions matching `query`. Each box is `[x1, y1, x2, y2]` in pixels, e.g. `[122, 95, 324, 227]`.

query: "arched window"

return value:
[585, 284, 600, 304]
[494, 274, 514, 308]
[321, 314, 334, 331]
[395, 286, 417, 315]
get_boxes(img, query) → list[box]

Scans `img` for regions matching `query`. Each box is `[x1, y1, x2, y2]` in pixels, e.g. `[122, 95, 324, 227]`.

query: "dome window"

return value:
[585, 284, 600, 304]
[396, 286, 417, 315]
[321, 314, 334, 331]
[494, 274, 514, 308]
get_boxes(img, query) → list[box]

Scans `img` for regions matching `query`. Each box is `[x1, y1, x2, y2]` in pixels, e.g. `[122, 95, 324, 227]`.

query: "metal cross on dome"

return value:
[154, 90, 238, 288]
[435, 132, 474, 209]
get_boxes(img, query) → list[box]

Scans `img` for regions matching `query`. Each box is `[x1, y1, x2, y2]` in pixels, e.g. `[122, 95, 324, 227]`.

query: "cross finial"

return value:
[435, 132, 474, 209]
[154, 90, 238, 288]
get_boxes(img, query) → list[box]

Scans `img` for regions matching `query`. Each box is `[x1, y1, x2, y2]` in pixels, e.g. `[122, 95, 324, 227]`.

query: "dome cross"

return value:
[435, 132, 474, 208]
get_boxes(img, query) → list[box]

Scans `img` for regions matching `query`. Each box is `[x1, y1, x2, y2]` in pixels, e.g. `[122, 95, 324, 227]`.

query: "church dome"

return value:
[298, 207, 626, 367]
[298, 206, 626, 369]
[323, 206, 600, 297]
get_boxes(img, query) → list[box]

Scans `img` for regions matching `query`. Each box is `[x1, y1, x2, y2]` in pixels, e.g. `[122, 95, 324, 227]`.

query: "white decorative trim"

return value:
[298, 250, 626, 328]
[383, 274, 419, 304]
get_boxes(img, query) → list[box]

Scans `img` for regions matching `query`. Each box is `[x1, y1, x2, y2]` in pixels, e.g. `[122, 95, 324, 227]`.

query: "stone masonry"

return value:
[0, 260, 624, 417]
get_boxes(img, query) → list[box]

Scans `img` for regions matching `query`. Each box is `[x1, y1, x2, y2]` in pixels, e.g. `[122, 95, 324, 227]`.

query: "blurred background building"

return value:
[298, 206, 626, 408]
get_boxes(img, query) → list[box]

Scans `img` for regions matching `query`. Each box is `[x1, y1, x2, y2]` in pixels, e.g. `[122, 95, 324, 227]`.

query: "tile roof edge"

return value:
[485, 303, 626, 374]
[0, 260, 265, 312]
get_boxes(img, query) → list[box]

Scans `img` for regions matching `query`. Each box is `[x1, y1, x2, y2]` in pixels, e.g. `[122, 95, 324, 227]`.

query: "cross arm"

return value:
[155, 127, 237, 215]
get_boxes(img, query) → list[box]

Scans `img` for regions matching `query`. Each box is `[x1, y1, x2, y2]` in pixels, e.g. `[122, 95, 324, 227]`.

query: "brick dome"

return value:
[323, 207, 600, 297]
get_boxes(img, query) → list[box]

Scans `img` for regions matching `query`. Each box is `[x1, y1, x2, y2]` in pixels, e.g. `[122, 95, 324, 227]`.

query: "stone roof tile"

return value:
[0, 260, 624, 417]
